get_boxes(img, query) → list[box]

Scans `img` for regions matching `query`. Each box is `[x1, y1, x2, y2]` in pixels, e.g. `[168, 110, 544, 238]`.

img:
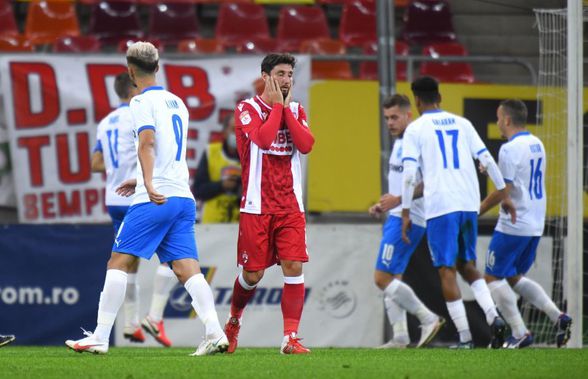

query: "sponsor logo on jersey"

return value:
[262, 129, 294, 156]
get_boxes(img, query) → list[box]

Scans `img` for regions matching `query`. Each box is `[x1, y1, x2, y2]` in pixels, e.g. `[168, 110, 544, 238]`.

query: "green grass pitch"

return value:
[1, 347, 587, 379]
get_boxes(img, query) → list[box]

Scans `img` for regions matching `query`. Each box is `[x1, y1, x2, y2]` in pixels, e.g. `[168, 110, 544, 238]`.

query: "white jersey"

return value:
[129, 86, 194, 205]
[95, 104, 136, 207]
[403, 109, 489, 219]
[388, 138, 426, 227]
[495, 132, 546, 236]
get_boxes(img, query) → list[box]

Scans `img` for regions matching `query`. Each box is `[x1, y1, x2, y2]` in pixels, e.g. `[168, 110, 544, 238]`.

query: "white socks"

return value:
[513, 277, 561, 323]
[95, 269, 128, 342]
[148, 265, 178, 322]
[384, 280, 437, 325]
[470, 279, 499, 325]
[384, 295, 409, 343]
[123, 273, 140, 332]
[446, 299, 472, 343]
[184, 273, 224, 339]
[488, 280, 528, 339]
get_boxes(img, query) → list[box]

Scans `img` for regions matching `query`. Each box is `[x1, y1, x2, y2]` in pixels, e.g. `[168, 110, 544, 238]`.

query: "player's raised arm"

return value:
[284, 100, 314, 154]
[466, 121, 506, 191]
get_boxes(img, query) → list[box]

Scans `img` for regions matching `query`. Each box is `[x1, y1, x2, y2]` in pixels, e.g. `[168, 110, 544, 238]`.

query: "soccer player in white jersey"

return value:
[369, 94, 444, 348]
[480, 99, 572, 348]
[92, 72, 179, 347]
[66, 42, 228, 356]
[401, 77, 513, 349]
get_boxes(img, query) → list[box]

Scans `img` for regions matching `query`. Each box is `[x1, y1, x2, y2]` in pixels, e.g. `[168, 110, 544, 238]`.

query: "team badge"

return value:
[240, 111, 251, 125]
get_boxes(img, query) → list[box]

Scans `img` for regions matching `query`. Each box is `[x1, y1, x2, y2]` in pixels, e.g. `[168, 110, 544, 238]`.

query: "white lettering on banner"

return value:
[0, 286, 80, 305]
[0, 56, 311, 223]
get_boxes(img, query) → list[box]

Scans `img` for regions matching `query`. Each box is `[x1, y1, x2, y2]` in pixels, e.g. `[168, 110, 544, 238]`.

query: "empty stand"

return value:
[359, 40, 408, 81]
[402, 0, 456, 45]
[339, 0, 376, 47]
[0, 35, 34, 52]
[118, 38, 163, 53]
[25, 0, 80, 45]
[277, 6, 330, 52]
[419, 42, 474, 83]
[53, 35, 101, 52]
[235, 36, 279, 54]
[88, 1, 143, 46]
[177, 38, 224, 54]
[215, 3, 269, 47]
[0, 0, 18, 37]
[147, 3, 198, 44]
[300, 38, 352, 80]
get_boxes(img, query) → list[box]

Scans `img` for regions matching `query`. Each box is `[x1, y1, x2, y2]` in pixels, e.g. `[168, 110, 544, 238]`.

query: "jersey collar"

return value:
[423, 109, 443, 114]
[509, 131, 530, 141]
[142, 86, 164, 94]
[118, 103, 129, 108]
[255, 95, 273, 111]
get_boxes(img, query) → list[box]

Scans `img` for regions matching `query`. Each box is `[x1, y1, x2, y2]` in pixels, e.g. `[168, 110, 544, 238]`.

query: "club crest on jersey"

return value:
[240, 111, 251, 125]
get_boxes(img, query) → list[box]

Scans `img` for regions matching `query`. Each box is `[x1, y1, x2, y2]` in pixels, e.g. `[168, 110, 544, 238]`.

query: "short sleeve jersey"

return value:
[402, 109, 489, 219]
[495, 131, 546, 236]
[388, 138, 426, 227]
[129, 86, 193, 205]
[94, 104, 136, 207]
[234, 96, 307, 214]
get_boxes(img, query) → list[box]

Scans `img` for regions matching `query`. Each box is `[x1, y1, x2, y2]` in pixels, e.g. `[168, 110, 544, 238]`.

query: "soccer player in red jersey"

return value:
[225, 53, 315, 354]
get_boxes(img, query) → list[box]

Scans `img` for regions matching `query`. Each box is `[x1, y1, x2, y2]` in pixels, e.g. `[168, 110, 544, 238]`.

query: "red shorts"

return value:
[237, 212, 309, 271]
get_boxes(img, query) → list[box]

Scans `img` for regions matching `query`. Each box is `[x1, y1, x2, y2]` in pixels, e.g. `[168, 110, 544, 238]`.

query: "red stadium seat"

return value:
[0, 0, 18, 37]
[401, 0, 456, 45]
[215, 3, 269, 48]
[118, 38, 163, 53]
[235, 37, 279, 54]
[88, 1, 143, 46]
[339, 0, 376, 47]
[0, 35, 34, 52]
[177, 38, 224, 54]
[25, 0, 80, 45]
[277, 6, 330, 52]
[359, 40, 408, 81]
[419, 42, 474, 83]
[147, 3, 198, 44]
[53, 35, 101, 53]
[300, 38, 353, 80]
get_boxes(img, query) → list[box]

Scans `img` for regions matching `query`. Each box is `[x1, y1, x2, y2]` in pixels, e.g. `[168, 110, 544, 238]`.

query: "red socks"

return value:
[282, 281, 305, 336]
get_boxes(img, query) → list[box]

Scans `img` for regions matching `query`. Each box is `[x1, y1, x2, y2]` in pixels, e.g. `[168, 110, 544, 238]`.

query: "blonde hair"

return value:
[126, 41, 159, 74]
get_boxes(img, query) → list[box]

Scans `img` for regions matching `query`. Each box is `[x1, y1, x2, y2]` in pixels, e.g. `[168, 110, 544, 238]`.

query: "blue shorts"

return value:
[375, 216, 426, 275]
[113, 197, 198, 263]
[107, 206, 129, 234]
[427, 211, 478, 267]
[485, 230, 540, 278]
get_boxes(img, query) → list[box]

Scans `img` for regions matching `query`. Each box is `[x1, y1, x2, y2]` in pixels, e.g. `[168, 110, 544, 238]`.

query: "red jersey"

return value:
[235, 95, 314, 215]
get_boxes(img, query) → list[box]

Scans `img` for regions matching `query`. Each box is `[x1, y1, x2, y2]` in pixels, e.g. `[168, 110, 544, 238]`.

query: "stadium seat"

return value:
[401, 0, 456, 45]
[147, 3, 198, 44]
[118, 38, 163, 53]
[177, 38, 224, 54]
[88, 1, 143, 46]
[24, 0, 80, 45]
[339, 0, 376, 47]
[0, 35, 34, 52]
[53, 35, 101, 53]
[359, 40, 408, 81]
[419, 42, 474, 83]
[235, 37, 279, 54]
[299, 38, 352, 80]
[277, 6, 330, 52]
[215, 3, 269, 48]
[0, 0, 18, 37]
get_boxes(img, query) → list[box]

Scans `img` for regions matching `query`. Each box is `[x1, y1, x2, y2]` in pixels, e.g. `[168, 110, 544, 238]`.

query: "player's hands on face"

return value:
[284, 84, 292, 107]
[379, 194, 401, 212]
[145, 184, 167, 205]
[265, 76, 284, 106]
[116, 178, 137, 197]
[501, 196, 517, 224]
[401, 212, 412, 244]
[368, 203, 383, 218]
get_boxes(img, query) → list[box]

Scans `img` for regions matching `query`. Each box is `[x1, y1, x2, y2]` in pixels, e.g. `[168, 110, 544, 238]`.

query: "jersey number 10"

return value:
[435, 129, 459, 169]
